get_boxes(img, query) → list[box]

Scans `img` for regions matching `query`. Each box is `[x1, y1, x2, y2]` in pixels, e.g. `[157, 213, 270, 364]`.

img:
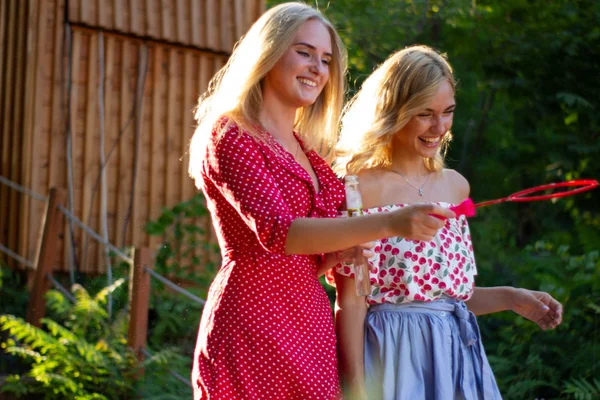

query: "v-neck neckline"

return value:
[268, 131, 321, 194]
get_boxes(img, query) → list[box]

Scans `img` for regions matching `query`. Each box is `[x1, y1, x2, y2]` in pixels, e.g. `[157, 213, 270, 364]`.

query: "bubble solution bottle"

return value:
[344, 175, 372, 297]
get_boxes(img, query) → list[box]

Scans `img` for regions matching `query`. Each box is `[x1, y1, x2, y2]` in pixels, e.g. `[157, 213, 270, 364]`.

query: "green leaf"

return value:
[564, 112, 578, 126]
[144, 222, 166, 236]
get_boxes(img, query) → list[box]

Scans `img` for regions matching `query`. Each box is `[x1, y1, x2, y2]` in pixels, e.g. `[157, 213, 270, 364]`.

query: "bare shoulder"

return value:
[356, 168, 381, 186]
[355, 169, 385, 209]
[443, 169, 470, 200]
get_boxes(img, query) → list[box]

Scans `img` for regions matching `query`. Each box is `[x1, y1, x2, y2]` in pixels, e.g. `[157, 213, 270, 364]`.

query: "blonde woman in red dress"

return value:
[187, 4, 455, 399]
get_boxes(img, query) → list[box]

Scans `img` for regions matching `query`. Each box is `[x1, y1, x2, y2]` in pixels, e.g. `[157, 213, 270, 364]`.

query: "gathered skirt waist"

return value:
[368, 299, 478, 347]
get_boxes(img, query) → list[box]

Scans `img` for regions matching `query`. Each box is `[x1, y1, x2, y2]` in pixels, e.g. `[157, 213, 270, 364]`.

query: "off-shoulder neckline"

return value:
[363, 201, 456, 211]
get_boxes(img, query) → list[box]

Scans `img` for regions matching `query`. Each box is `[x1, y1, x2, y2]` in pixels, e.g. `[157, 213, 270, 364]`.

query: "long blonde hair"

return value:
[334, 45, 455, 176]
[189, 2, 347, 188]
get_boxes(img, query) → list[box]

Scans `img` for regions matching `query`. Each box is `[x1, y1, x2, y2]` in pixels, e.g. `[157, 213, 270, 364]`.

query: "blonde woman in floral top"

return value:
[330, 45, 563, 400]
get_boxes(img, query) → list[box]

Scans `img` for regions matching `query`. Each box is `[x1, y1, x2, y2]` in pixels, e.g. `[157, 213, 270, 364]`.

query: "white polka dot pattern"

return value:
[192, 120, 345, 399]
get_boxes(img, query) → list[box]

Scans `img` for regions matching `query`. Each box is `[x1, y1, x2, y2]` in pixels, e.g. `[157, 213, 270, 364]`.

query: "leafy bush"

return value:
[145, 192, 218, 288]
[563, 377, 600, 400]
[0, 279, 188, 399]
[143, 193, 216, 354]
[0, 265, 29, 318]
[477, 243, 600, 399]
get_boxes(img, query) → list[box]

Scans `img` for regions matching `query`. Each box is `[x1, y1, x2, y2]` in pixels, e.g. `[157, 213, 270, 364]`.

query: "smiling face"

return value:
[394, 79, 455, 160]
[262, 18, 332, 109]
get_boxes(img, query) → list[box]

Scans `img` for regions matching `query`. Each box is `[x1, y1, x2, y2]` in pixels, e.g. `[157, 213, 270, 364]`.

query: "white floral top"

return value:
[328, 202, 478, 305]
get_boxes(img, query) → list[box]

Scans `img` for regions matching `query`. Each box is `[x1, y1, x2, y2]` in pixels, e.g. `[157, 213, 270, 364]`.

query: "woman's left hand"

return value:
[317, 243, 375, 277]
[510, 288, 563, 330]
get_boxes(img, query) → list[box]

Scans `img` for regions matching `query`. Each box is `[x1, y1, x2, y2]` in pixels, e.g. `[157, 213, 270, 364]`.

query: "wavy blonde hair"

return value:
[188, 2, 347, 188]
[334, 45, 455, 176]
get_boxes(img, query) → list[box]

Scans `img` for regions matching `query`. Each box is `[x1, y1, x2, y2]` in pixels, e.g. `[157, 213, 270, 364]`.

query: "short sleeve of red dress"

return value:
[202, 123, 296, 255]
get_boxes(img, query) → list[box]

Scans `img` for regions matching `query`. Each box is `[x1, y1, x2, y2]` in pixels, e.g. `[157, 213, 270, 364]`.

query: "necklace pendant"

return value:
[418, 188, 423, 196]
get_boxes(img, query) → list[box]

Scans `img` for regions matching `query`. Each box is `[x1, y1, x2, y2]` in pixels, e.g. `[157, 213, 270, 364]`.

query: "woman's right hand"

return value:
[387, 203, 456, 241]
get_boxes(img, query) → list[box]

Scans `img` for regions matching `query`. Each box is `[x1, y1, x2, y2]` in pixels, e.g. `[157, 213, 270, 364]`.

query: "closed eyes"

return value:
[417, 108, 455, 118]
[296, 50, 331, 66]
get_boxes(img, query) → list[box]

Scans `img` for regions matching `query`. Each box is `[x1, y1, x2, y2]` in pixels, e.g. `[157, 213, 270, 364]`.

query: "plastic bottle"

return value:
[344, 175, 372, 297]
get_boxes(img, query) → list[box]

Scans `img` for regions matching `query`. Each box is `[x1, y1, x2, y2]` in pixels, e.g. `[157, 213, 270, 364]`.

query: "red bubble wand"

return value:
[447, 179, 598, 218]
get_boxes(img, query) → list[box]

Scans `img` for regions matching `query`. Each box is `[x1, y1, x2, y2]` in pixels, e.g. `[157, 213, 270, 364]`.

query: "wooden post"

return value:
[128, 247, 152, 370]
[26, 187, 66, 327]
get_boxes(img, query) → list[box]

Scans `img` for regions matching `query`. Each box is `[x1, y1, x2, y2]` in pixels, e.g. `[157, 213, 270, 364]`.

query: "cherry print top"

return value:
[192, 119, 345, 400]
[328, 203, 477, 305]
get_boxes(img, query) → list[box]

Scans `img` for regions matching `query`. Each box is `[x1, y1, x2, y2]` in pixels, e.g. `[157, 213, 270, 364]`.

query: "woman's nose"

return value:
[309, 57, 325, 75]
[431, 116, 446, 134]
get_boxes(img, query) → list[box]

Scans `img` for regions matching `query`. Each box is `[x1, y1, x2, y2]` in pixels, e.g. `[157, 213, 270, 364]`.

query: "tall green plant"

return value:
[0, 279, 187, 399]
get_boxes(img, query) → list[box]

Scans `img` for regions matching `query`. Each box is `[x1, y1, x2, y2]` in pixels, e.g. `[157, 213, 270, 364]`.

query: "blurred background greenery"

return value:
[266, 0, 599, 398]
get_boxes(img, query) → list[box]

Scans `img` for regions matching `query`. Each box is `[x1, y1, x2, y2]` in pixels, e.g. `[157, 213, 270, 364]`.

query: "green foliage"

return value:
[563, 377, 600, 400]
[476, 243, 599, 399]
[143, 192, 215, 355]
[0, 264, 29, 317]
[0, 280, 137, 399]
[0, 280, 189, 399]
[145, 192, 218, 289]
[136, 346, 193, 400]
[0, 264, 32, 378]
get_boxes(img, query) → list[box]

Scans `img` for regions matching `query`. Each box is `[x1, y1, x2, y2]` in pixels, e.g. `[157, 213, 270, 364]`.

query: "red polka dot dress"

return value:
[192, 120, 344, 399]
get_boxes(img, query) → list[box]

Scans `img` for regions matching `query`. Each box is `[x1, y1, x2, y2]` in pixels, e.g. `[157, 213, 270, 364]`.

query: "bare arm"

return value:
[466, 286, 563, 330]
[285, 203, 455, 255]
[466, 286, 513, 315]
[334, 272, 368, 399]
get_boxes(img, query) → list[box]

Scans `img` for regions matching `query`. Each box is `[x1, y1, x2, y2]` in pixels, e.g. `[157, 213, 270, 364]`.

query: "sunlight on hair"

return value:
[188, 2, 347, 189]
[335, 45, 455, 176]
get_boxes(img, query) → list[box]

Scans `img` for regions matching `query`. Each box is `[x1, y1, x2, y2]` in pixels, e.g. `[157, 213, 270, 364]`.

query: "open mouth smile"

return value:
[298, 78, 317, 87]
[419, 136, 442, 146]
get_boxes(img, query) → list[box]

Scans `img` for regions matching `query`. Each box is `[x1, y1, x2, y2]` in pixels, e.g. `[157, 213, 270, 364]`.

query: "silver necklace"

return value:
[391, 169, 431, 197]
[257, 122, 301, 159]
[274, 137, 300, 159]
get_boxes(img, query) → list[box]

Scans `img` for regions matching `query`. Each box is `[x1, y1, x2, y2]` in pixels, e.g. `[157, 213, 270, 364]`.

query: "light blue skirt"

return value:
[364, 299, 502, 400]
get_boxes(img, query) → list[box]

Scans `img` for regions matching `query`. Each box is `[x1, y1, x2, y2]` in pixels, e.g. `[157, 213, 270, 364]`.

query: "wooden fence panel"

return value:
[48, 28, 232, 274]
[0, 0, 30, 266]
[24, 0, 61, 265]
[1, 0, 264, 275]
[67, 0, 264, 51]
